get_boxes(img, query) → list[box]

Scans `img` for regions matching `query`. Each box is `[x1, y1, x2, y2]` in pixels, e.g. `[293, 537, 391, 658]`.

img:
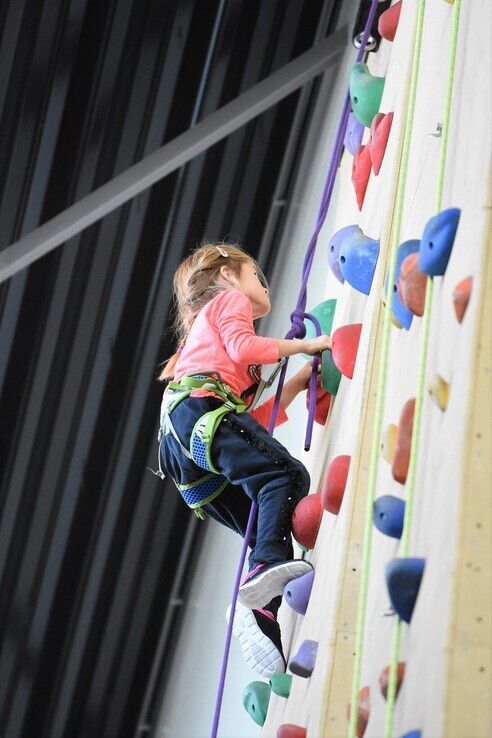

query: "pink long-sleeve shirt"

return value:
[172, 289, 288, 429]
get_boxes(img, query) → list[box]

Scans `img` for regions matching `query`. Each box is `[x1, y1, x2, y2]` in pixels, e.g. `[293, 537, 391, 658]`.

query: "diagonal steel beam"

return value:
[0, 26, 347, 283]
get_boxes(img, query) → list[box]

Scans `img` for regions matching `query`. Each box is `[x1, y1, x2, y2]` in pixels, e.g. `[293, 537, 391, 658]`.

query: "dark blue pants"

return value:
[159, 396, 310, 570]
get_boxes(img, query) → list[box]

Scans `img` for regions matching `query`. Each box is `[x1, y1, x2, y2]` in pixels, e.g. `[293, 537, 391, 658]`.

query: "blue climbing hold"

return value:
[289, 639, 318, 678]
[386, 558, 425, 623]
[328, 226, 360, 283]
[400, 732, 422, 738]
[344, 112, 365, 156]
[373, 495, 405, 538]
[339, 228, 380, 295]
[419, 207, 461, 276]
[387, 240, 419, 330]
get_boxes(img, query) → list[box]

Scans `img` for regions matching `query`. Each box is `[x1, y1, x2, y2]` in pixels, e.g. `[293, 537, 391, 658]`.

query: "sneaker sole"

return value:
[238, 560, 313, 610]
[226, 602, 285, 677]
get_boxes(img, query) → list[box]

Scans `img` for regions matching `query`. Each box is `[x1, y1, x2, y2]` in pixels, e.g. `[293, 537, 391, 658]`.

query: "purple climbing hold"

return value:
[386, 558, 425, 623]
[327, 225, 361, 284]
[289, 639, 318, 678]
[283, 569, 315, 615]
[344, 112, 365, 156]
[373, 495, 405, 539]
[419, 207, 461, 276]
[400, 732, 422, 738]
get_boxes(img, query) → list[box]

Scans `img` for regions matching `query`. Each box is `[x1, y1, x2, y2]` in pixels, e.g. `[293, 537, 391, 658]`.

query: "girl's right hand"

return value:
[303, 334, 332, 355]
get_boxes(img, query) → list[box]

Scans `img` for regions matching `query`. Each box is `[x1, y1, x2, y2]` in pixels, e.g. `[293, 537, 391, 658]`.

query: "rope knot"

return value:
[288, 309, 306, 339]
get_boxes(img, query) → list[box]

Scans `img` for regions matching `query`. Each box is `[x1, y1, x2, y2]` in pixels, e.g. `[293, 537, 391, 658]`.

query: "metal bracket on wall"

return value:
[0, 26, 347, 284]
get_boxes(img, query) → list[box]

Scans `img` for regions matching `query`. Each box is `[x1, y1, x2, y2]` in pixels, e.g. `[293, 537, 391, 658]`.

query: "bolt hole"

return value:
[330, 244, 334, 252]
[340, 255, 346, 264]
[393, 284, 397, 292]
[354, 96, 358, 104]
[428, 241, 434, 249]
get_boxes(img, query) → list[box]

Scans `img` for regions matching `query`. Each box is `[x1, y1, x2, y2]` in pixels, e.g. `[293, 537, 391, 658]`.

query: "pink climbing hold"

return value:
[378, 0, 402, 42]
[351, 145, 372, 210]
[392, 398, 415, 484]
[399, 252, 427, 316]
[379, 661, 406, 700]
[277, 725, 307, 738]
[306, 384, 332, 425]
[368, 111, 393, 175]
[332, 324, 362, 379]
[321, 455, 351, 514]
[346, 685, 370, 738]
[292, 493, 323, 550]
[453, 275, 472, 323]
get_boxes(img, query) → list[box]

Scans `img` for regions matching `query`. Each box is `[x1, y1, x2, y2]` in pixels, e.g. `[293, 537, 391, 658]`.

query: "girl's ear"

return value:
[219, 264, 237, 285]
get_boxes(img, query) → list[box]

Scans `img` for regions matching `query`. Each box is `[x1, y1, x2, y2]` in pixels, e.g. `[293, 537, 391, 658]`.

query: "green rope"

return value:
[347, 2, 427, 736]
[383, 1, 462, 736]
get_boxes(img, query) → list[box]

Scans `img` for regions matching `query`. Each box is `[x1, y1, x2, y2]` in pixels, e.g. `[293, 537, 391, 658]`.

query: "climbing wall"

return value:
[250, 2, 491, 737]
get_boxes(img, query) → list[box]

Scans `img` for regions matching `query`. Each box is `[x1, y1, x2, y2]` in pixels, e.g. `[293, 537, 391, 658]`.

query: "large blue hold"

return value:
[386, 557, 425, 623]
[339, 229, 380, 295]
[327, 225, 360, 283]
[387, 240, 420, 330]
[344, 112, 364, 155]
[284, 569, 315, 615]
[419, 207, 461, 276]
[373, 495, 405, 539]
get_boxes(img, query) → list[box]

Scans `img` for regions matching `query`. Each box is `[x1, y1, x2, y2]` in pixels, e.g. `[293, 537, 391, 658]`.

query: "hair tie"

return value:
[215, 245, 229, 258]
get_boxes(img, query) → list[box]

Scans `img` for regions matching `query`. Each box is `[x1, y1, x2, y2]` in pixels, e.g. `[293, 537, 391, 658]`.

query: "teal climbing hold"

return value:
[419, 207, 460, 276]
[387, 240, 420, 330]
[269, 672, 292, 698]
[385, 558, 425, 623]
[303, 299, 337, 347]
[321, 348, 342, 396]
[339, 228, 380, 295]
[243, 681, 271, 727]
[350, 62, 385, 127]
[373, 495, 405, 539]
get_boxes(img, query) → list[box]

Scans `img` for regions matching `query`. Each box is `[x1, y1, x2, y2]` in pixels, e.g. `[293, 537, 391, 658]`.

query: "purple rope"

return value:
[210, 4, 379, 735]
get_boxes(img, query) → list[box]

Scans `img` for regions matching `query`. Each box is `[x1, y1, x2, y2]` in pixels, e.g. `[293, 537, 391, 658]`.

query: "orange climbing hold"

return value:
[321, 455, 350, 514]
[346, 685, 370, 738]
[351, 145, 372, 210]
[379, 661, 406, 700]
[277, 725, 307, 738]
[306, 384, 332, 425]
[369, 112, 393, 175]
[453, 275, 472, 323]
[399, 253, 427, 316]
[292, 493, 323, 550]
[392, 399, 415, 484]
[378, 1, 402, 42]
[332, 324, 362, 379]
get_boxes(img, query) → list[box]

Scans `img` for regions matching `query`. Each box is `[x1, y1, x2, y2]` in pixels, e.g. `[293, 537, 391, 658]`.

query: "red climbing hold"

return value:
[369, 112, 393, 175]
[346, 685, 370, 738]
[453, 275, 472, 323]
[378, 0, 402, 42]
[392, 399, 415, 484]
[332, 324, 362, 379]
[351, 145, 372, 210]
[379, 661, 406, 699]
[321, 455, 350, 514]
[292, 493, 323, 550]
[399, 253, 427, 316]
[306, 384, 332, 425]
[277, 725, 307, 738]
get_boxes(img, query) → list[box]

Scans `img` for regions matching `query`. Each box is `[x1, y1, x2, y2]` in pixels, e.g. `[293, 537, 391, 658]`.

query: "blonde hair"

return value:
[157, 242, 259, 381]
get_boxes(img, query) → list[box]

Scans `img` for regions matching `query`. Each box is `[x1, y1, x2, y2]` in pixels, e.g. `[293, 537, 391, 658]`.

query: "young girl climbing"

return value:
[157, 242, 331, 676]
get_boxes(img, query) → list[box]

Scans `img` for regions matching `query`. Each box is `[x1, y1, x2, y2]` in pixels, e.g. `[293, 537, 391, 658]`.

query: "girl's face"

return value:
[234, 260, 271, 318]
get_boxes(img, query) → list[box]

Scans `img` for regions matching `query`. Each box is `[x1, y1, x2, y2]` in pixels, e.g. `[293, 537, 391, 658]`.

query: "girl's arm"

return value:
[277, 335, 332, 358]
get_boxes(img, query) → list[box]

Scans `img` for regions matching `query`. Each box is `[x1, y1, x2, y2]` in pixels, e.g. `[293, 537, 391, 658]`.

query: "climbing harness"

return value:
[157, 361, 286, 517]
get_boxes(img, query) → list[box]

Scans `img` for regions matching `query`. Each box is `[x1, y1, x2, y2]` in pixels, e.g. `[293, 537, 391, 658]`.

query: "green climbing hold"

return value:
[350, 62, 385, 127]
[269, 672, 292, 698]
[321, 348, 342, 395]
[243, 681, 271, 727]
[303, 299, 337, 357]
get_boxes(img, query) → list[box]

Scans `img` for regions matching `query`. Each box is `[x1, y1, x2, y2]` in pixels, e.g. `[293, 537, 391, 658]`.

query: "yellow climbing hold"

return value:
[381, 424, 398, 463]
[428, 375, 450, 411]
